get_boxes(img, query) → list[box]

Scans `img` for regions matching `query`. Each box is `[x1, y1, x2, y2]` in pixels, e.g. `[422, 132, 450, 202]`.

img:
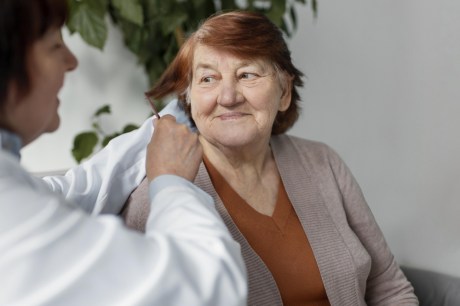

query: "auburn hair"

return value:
[147, 10, 304, 134]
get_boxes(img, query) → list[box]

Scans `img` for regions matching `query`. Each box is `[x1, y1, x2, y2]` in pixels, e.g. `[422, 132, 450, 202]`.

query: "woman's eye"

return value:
[201, 76, 214, 83]
[240, 72, 257, 80]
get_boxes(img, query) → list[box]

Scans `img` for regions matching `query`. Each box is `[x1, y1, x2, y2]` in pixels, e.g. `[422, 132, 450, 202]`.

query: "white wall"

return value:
[22, 1, 460, 276]
[288, 0, 460, 277]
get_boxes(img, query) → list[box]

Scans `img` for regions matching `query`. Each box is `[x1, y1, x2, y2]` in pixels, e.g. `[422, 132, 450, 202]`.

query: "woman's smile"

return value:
[217, 112, 248, 120]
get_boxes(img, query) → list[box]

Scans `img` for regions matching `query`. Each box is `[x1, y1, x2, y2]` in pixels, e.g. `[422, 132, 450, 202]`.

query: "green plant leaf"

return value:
[266, 0, 286, 26]
[221, 0, 239, 9]
[290, 5, 297, 30]
[100, 124, 138, 147]
[72, 131, 99, 163]
[122, 124, 139, 133]
[311, 0, 318, 17]
[67, 1, 108, 50]
[159, 11, 188, 36]
[191, 0, 210, 8]
[94, 104, 111, 117]
[119, 22, 144, 55]
[188, 0, 215, 22]
[102, 133, 120, 147]
[112, 0, 144, 26]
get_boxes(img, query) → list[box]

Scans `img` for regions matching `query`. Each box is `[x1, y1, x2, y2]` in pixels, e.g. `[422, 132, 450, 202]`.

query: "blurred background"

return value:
[22, 0, 460, 277]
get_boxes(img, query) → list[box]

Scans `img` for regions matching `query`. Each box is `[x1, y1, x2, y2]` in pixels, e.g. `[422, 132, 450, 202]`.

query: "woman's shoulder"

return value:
[271, 134, 350, 178]
[272, 134, 339, 159]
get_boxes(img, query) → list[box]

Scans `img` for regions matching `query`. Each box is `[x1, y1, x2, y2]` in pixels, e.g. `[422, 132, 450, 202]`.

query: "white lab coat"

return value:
[0, 100, 247, 306]
[42, 100, 194, 215]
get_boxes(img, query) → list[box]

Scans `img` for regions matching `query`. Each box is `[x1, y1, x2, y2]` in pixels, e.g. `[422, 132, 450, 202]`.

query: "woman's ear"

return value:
[279, 76, 293, 112]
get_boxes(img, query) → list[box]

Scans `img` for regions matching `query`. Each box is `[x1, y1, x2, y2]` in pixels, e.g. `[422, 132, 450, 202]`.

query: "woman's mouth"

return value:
[218, 112, 246, 120]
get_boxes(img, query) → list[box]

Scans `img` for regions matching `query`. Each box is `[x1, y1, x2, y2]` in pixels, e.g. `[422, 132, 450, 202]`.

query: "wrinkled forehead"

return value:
[192, 44, 275, 72]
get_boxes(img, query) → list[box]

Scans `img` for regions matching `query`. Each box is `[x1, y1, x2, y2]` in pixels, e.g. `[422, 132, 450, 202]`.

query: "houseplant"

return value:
[67, 0, 318, 163]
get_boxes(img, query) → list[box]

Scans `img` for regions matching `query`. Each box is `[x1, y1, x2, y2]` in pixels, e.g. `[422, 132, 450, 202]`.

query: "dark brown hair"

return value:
[0, 0, 68, 108]
[147, 10, 304, 135]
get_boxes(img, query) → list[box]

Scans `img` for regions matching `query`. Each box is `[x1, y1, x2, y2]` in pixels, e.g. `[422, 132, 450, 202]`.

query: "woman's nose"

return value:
[217, 81, 243, 107]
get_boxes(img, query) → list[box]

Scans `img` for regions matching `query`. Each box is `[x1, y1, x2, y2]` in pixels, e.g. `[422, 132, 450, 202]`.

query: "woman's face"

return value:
[189, 45, 291, 150]
[6, 27, 77, 145]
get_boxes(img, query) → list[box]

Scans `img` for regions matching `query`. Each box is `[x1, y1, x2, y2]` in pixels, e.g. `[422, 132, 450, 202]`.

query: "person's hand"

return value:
[146, 115, 202, 182]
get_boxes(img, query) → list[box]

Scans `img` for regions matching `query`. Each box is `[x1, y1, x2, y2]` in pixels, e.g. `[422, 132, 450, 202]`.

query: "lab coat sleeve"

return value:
[0, 169, 247, 306]
[41, 99, 192, 215]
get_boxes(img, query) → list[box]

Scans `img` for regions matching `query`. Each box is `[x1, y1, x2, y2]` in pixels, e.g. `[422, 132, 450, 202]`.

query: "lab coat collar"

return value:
[0, 128, 22, 159]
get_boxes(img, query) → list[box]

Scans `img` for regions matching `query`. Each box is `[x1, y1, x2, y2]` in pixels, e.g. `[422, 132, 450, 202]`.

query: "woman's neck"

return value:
[200, 136, 274, 181]
[201, 136, 281, 216]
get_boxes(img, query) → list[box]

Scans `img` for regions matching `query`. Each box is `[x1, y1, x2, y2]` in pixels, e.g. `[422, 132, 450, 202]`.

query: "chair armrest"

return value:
[401, 266, 460, 306]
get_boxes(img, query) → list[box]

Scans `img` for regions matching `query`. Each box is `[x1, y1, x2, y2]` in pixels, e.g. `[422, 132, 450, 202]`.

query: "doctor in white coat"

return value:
[0, 0, 247, 305]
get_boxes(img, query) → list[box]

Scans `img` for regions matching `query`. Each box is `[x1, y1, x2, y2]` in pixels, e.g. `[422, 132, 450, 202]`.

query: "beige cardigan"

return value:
[122, 134, 418, 306]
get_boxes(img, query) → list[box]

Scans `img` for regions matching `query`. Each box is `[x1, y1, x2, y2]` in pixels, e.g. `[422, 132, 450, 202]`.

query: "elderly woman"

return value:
[123, 11, 418, 306]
